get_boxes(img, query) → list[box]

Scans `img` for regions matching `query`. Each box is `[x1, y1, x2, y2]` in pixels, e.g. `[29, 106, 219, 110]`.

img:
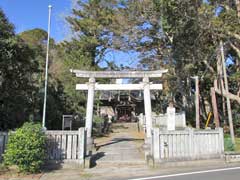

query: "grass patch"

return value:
[0, 163, 8, 174]
[235, 137, 240, 152]
[81, 173, 93, 179]
[0, 164, 43, 178]
[224, 134, 240, 152]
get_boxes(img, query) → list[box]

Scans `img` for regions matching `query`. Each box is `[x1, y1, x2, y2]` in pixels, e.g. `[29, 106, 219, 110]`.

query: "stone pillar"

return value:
[143, 77, 152, 138]
[167, 103, 176, 131]
[78, 128, 85, 166]
[153, 128, 160, 161]
[195, 76, 200, 129]
[86, 77, 95, 138]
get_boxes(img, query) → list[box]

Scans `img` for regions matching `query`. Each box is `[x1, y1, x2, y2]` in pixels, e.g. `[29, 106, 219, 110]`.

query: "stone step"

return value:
[95, 151, 144, 156]
[96, 148, 144, 153]
[98, 147, 141, 150]
[98, 154, 144, 158]
[95, 160, 146, 166]
[112, 123, 140, 131]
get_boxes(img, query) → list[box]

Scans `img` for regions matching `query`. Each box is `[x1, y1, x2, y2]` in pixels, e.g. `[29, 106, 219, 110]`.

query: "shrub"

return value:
[94, 115, 104, 124]
[224, 134, 235, 152]
[92, 115, 105, 137]
[4, 122, 46, 173]
[235, 128, 240, 137]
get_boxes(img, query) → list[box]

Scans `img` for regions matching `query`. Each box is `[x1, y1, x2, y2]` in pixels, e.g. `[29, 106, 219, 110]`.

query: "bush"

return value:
[224, 134, 235, 152]
[92, 115, 106, 137]
[4, 122, 46, 173]
[235, 128, 240, 137]
[93, 115, 104, 124]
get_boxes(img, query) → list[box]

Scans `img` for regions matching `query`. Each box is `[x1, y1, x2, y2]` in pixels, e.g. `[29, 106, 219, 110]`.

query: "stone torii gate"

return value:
[71, 70, 168, 139]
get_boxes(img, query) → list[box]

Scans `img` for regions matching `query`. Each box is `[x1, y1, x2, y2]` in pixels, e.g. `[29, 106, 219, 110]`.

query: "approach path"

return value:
[92, 122, 145, 166]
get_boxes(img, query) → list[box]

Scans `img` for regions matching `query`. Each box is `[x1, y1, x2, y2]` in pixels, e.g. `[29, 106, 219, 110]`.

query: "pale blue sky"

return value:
[0, 0, 139, 68]
[0, 0, 72, 42]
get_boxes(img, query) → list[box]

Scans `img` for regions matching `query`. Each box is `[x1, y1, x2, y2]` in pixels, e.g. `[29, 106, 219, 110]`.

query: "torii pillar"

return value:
[86, 77, 95, 138]
[143, 77, 152, 138]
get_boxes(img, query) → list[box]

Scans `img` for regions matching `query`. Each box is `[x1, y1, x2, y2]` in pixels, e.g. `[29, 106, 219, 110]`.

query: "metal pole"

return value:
[42, 5, 52, 129]
[220, 41, 235, 144]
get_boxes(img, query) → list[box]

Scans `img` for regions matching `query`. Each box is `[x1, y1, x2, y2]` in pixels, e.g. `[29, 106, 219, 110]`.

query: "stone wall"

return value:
[152, 112, 186, 129]
[151, 128, 224, 163]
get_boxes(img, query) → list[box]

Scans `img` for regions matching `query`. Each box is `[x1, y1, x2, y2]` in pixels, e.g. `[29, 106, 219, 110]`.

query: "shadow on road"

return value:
[96, 137, 144, 150]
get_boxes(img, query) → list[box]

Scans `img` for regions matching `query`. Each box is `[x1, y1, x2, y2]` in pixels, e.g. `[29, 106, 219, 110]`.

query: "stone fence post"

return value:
[153, 128, 160, 162]
[218, 128, 224, 154]
[189, 128, 194, 159]
[78, 128, 85, 165]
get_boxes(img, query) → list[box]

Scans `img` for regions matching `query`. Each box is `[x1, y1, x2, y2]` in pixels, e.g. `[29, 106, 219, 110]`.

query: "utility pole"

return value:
[42, 5, 52, 129]
[192, 76, 200, 129]
[220, 41, 235, 144]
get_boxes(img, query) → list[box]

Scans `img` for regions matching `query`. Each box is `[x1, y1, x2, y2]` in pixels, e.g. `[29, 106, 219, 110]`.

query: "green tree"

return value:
[18, 28, 66, 129]
[110, 0, 240, 126]
[57, 0, 120, 117]
[0, 9, 39, 130]
[65, 0, 119, 67]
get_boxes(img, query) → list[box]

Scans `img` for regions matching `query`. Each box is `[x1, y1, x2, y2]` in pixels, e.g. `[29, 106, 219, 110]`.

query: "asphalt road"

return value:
[127, 166, 240, 180]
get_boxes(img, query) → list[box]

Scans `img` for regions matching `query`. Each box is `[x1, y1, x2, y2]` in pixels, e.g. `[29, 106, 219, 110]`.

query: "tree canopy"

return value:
[0, 9, 38, 129]
[0, 0, 239, 133]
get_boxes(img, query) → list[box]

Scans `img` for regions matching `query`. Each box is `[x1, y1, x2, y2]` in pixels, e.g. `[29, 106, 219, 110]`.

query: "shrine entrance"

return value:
[71, 70, 168, 139]
[116, 103, 135, 122]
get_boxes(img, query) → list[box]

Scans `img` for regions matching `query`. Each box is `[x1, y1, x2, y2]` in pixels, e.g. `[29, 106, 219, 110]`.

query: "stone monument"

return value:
[167, 101, 176, 131]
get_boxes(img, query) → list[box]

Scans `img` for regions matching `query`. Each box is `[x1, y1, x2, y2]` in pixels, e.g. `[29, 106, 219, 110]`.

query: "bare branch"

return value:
[164, 32, 173, 44]
[219, 4, 231, 11]
[203, 60, 215, 73]
[229, 42, 240, 59]
[228, 32, 240, 41]
[214, 80, 240, 104]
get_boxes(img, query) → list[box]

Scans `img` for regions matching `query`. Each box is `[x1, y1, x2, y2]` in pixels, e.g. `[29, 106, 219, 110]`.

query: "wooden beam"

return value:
[211, 87, 220, 127]
[76, 83, 163, 91]
[214, 86, 240, 104]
